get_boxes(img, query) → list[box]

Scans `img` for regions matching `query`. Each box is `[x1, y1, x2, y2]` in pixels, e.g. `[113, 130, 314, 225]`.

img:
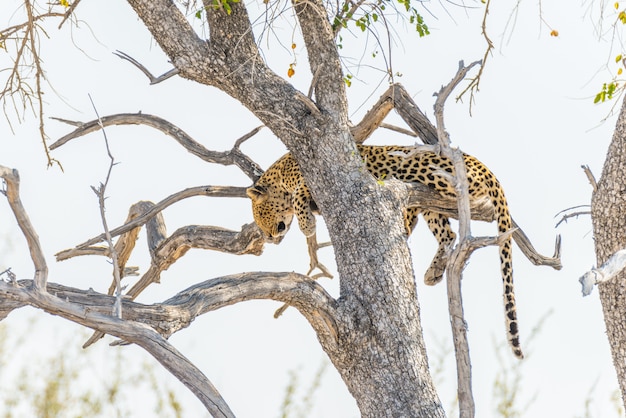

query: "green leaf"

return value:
[594, 92, 602, 103]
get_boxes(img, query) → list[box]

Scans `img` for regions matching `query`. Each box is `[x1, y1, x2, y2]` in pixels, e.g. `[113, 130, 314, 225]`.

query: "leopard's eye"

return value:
[277, 221, 286, 233]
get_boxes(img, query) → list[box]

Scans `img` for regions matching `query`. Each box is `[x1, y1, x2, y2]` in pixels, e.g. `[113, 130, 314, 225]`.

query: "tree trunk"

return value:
[591, 93, 626, 405]
[123, 0, 445, 416]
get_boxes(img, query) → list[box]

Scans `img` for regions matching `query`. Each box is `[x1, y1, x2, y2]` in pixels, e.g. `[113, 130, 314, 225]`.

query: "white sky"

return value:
[0, 0, 624, 417]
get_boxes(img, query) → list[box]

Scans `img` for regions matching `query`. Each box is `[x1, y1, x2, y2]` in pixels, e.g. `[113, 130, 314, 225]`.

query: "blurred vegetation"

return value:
[0, 308, 624, 417]
[279, 361, 328, 418]
[0, 319, 189, 418]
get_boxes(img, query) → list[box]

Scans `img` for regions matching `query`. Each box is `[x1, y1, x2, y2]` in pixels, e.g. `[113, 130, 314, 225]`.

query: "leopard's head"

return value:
[246, 185, 294, 244]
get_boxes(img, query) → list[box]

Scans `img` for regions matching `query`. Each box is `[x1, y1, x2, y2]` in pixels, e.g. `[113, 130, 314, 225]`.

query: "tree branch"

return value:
[50, 113, 264, 181]
[0, 279, 235, 418]
[55, 185, 249, 255]
[0, 160, 337, 416]
[0, 165, 48, 290]
[294, 0, 347, 114]
[113, 50, 180, 84]
[0, 271, 339, 411]
[433, 60, 482, 418]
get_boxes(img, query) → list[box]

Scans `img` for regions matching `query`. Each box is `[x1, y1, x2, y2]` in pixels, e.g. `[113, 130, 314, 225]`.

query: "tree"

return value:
[0, 1, 569, 417]
[591, 94, 626, 409]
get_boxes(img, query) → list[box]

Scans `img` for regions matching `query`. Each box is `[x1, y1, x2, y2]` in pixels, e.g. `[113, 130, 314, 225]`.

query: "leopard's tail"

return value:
[489, 179, 524, 359]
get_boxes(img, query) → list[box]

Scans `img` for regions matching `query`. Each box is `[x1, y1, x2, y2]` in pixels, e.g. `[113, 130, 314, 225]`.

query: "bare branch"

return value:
[0, 4, 64, 165]
[433, 61, 482, 418]
[511, 219, 561, 270]
[0, 165, 48, 290]
[58, 0, 82, 29]
[55, 185, 249, 256]
[50, 113, 264, 181]
[113, 50, 180, 84]
[350, 83, 438, 145]
[555, 206, 592, 228]
[88, 95, 124, 318]
[0, 279, 235, 418]
[456, 0, 494, 106]
[582, 164, 598, 192]
[0, 271, 338, 345]
[379, 123, 417, 137]
[294, 0, 347, 113]
[124, 222, 265, 301]
[82, 221, 265, 348]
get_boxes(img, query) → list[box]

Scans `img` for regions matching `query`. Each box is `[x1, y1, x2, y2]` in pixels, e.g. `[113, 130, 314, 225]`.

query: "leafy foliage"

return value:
[595, 82, 619, 103]
[332, 0, 429, 37]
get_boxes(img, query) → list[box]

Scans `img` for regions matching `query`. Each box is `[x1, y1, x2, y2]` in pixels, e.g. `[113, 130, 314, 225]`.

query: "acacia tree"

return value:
[0, 1, 564, 417]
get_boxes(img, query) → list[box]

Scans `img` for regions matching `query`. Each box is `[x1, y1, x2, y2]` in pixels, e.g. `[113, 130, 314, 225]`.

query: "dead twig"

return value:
[113, 50, 179, 84]
[582, 164, 598, 192]
[555, 204, 592, 228]
[87, 95, 123, 318]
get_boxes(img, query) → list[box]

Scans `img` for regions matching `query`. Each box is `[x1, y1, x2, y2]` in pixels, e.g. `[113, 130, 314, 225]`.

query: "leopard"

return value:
[246, 145, 523, 359]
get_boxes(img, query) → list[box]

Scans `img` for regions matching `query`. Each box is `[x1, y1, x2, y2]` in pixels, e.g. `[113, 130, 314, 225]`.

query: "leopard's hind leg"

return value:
[423, 211, 456, 285]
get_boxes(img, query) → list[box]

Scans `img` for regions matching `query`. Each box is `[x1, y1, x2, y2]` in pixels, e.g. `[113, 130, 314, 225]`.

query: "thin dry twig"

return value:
[581, 164, 598, 192]
[58, 0, 82, 29]
[433, 60, 482, 418]
[555, 204, 591, 228]
[456, 0, 493, 107]
[113, 50, 180, 85]
[87, 95, 123, 318]
[0, 2, 66, 168]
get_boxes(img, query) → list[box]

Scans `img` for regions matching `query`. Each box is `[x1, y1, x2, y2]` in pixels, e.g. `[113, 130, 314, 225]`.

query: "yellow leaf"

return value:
[617, 54, 623, 63]
[291, 43, 296, 49]
[287, 65, 295, 78]
[619, 68, 623, 75]
[60, 0, 69, 7]
[550, 29, 559, 37]
[616, 2, 620, 9]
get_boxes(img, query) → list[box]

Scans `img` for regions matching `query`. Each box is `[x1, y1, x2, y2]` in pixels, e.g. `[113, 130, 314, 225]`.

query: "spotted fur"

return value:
[247, 145, 523, 358]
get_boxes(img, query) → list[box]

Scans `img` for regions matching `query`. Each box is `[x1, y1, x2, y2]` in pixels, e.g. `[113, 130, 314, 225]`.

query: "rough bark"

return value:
[591, 93, 626, 406]
[122, 0, 444, 416]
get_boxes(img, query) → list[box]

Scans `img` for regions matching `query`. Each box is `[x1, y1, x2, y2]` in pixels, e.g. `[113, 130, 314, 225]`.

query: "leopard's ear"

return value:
[246, 185, 268, 203]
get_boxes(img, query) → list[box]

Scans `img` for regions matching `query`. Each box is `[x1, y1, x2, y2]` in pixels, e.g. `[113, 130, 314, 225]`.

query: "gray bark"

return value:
[591, 93, 626, 406]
